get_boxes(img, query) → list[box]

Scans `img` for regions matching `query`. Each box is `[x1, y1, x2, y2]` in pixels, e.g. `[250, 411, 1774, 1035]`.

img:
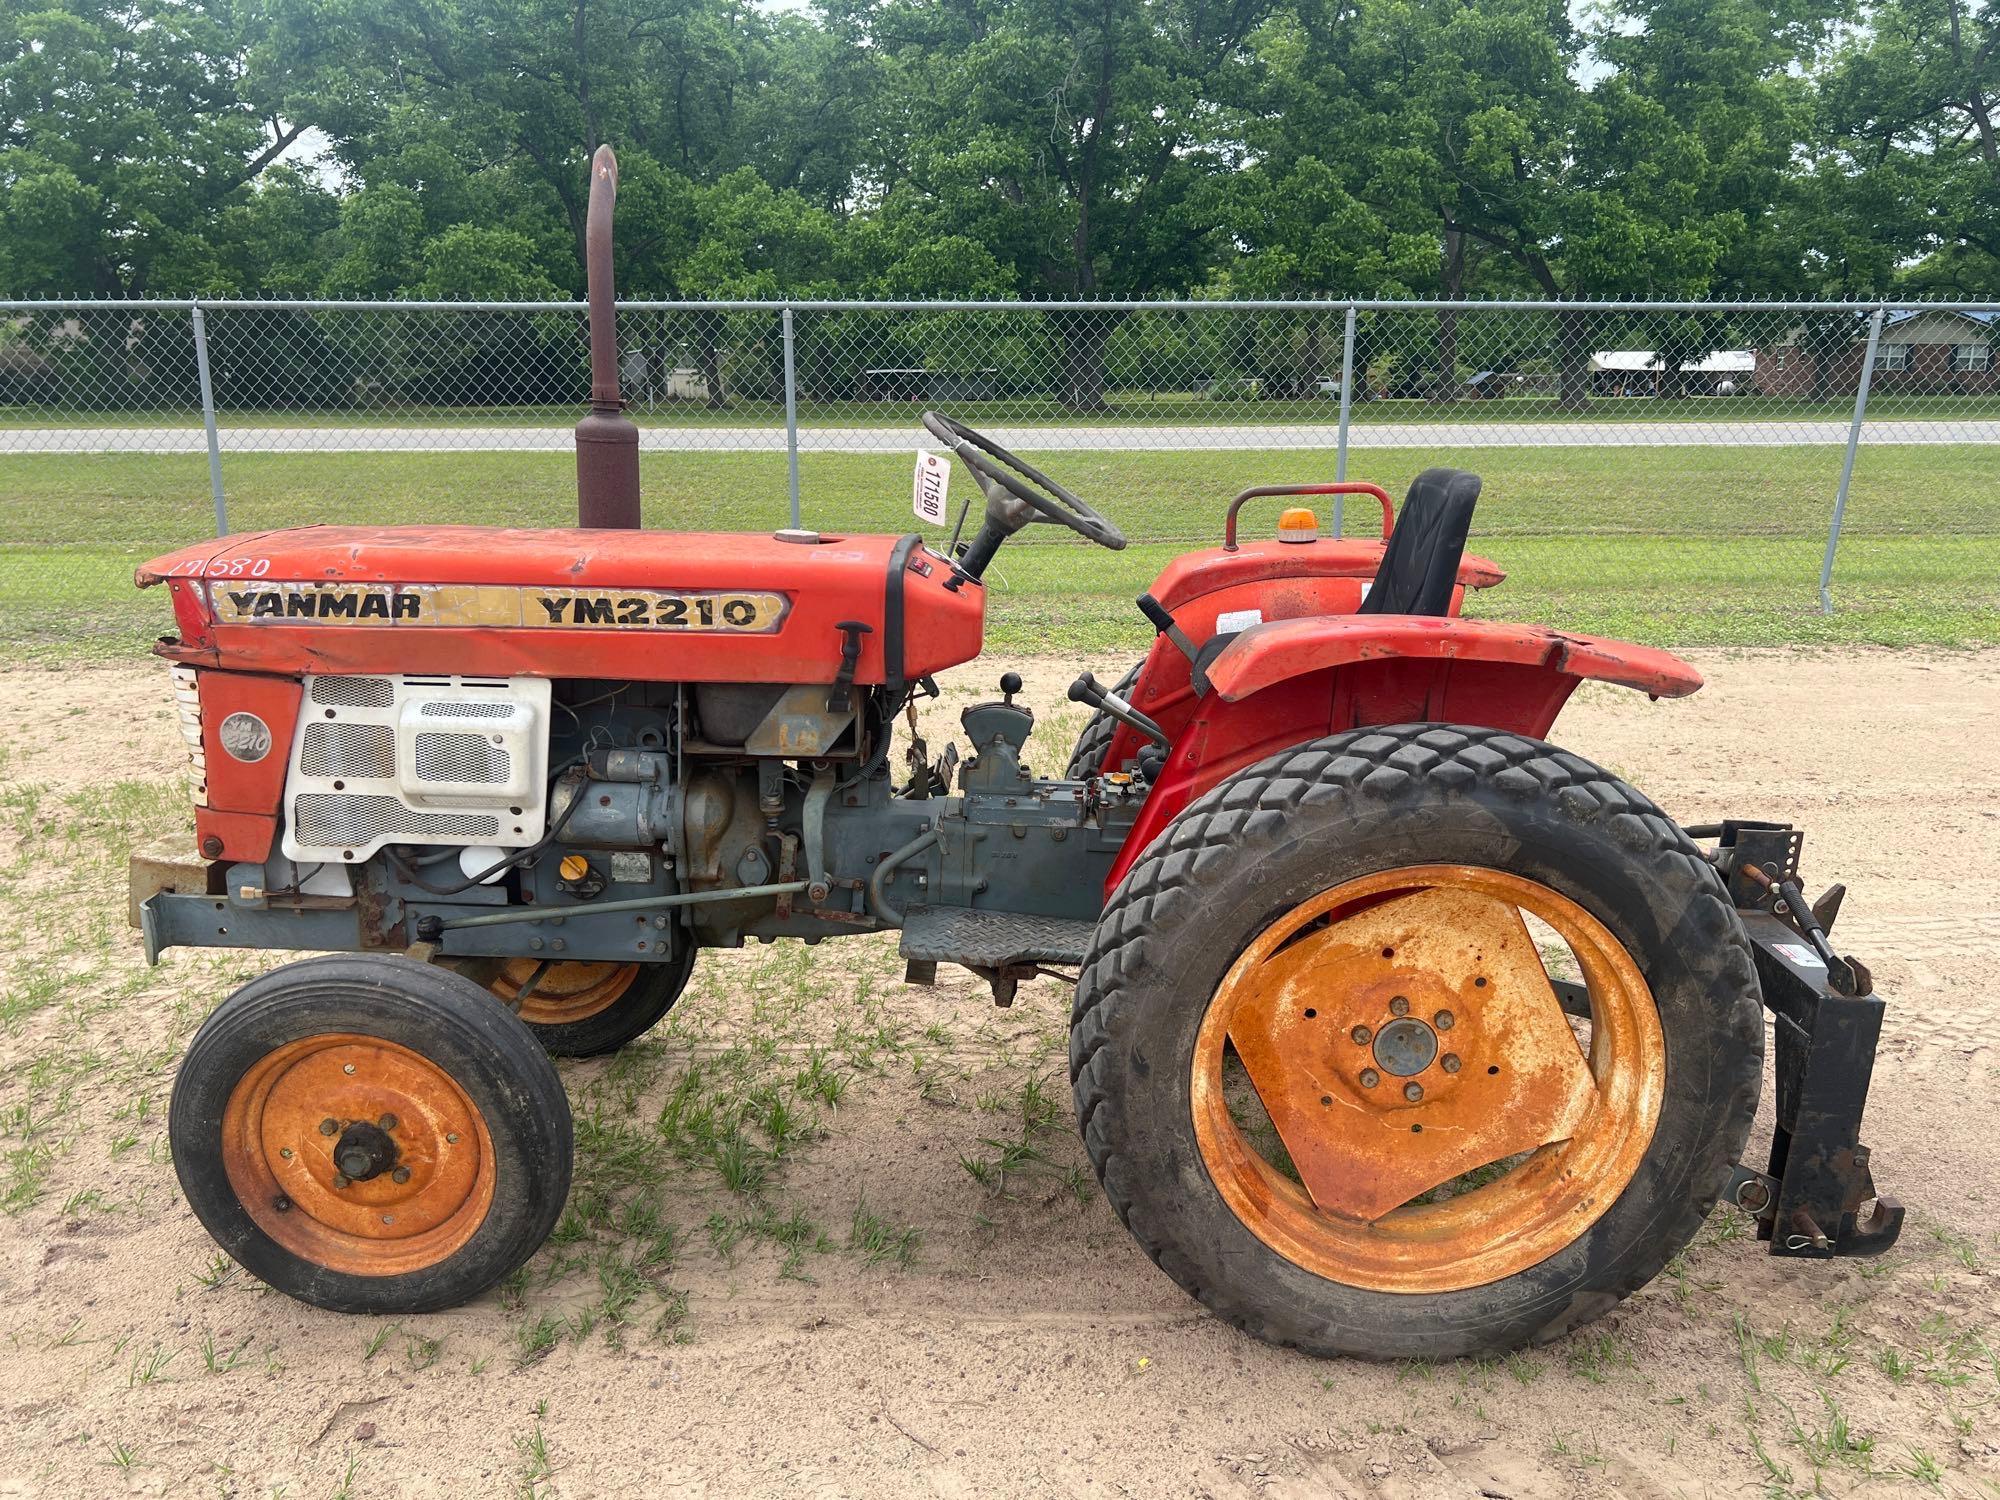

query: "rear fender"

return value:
[1103, 616, 1701, 893]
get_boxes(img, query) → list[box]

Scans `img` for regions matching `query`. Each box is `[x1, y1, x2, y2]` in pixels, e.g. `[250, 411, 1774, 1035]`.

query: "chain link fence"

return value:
[2, 297, 1996, 653]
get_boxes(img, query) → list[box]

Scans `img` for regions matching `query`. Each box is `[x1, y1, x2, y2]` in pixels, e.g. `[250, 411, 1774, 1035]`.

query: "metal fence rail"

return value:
[3, 296, 1997, 623]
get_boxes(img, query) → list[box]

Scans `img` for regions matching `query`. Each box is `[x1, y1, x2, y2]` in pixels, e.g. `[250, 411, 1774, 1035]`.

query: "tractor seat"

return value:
[1358, 468, 1482, 616]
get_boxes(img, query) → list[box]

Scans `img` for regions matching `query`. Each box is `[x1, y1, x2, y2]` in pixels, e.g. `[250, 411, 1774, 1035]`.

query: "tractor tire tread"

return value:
[1069, 721, 1761, 1360]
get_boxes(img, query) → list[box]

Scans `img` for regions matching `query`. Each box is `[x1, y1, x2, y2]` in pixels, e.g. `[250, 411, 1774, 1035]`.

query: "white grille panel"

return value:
[310, 675, 394, 708]
[283, 673, 549, 863]
[414, 732, 510, 784]
[419, 700, 513, 720]
[301, 722, 395, 779]
[169, 664, 206, 799]
[295, 795, 500, 847]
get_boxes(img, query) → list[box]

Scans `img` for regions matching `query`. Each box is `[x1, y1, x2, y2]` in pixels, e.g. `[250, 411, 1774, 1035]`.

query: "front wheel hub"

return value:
[1370, 1017, 1438, 1076]
[333, 1121, 398, 1183]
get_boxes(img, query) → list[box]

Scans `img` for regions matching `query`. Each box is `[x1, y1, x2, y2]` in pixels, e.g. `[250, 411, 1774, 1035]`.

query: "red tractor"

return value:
[133, 151, 1899, 1359]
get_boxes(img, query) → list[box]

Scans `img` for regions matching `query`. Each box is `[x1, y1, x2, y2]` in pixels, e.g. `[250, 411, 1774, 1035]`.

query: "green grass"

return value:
[2, 443, 1996, 662]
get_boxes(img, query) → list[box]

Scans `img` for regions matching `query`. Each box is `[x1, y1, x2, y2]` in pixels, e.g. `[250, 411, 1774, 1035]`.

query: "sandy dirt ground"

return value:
[1, 648, 1996, 1500]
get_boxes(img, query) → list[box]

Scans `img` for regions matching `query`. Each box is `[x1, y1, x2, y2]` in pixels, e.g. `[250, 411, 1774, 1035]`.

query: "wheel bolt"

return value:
[279, 1148, 293, 1160]
[378, 1114, 398, 1131]
[1404, 1082, 1424, 1102]
[273, 1196, 291, 1213]
[391, 1166, 411, 1184]
[446, 1133, 460, 1145]
[1389, 996, 1410, 1017]
[1351, 1024, 1373, 1045]
[1435, 1010, 1455, 1031]
[319, 1118, 338, 1136]
[1359, 1069, 1379, 1088]
[1442, 1054, 1462, 1074]
[342, 1063, 356, 1075]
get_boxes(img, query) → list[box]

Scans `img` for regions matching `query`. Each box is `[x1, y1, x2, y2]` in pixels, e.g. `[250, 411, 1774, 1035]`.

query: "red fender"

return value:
[1103, 616, 1702, 894]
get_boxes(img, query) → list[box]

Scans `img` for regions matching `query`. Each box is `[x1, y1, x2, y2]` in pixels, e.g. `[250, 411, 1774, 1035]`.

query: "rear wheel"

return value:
[1064, 662, 1140, 778]
[461, 948, 698, 1058]
[170, 954, 572, 1314]
[1070, 723, 1762, 1359]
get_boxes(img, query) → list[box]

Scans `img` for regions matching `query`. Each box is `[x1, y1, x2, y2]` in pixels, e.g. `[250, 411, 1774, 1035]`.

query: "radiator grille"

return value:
[294, 794, 500, 847]
[310, 675, 394, 709]
[414, 732, 510, 784]
[419, 700, 513, 720]
[300, 721, 395, 780]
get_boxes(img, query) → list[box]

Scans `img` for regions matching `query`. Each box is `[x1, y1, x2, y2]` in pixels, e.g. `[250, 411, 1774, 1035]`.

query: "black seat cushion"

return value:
[1357, 468, 1482, 616]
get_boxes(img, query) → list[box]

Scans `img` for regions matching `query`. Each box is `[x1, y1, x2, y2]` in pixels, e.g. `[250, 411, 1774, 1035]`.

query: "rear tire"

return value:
[1070, 723, 1762, 1359]
[1064, 662, 1141, 778]
[170, 954, 572, 1314]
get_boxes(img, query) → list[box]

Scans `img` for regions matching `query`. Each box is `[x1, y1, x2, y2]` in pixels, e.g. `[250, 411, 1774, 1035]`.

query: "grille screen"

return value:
[419, 700, 513, 720]
[310, 676, 394, 709]
[414, 731, 510, 783]
[294, 794, 499, 846]
[300, 722, 395, 779]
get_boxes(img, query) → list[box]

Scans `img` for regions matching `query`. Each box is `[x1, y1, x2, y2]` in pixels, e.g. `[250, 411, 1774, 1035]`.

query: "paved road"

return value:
[5, 418, 1998, 454]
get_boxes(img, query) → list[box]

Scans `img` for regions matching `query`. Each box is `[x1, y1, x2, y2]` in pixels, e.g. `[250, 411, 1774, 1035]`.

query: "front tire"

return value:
[170, 955, 573, 1314]
[1070, 723, 1762, 1359]
[467, 950, 698, 1058]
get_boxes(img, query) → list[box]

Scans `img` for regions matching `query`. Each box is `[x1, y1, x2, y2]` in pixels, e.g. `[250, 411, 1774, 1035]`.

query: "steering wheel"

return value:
[921, 412, 1127, 581]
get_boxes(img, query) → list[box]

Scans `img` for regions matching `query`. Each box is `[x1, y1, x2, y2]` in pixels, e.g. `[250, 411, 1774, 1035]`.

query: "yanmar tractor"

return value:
[132, 150, 1901, 1360]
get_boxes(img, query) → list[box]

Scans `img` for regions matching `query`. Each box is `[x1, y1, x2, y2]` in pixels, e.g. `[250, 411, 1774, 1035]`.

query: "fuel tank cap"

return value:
[773, 528, 823, 544]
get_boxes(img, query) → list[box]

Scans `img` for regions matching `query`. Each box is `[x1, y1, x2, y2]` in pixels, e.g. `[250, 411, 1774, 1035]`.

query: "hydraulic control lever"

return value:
[1068, 670, 1171, 753]
[1135, 592, 1211, 696]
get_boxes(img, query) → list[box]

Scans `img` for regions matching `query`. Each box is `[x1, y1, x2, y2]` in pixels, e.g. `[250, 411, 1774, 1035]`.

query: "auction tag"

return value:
[913, 450, 951, 525]
[1772, 941, 1827, 971]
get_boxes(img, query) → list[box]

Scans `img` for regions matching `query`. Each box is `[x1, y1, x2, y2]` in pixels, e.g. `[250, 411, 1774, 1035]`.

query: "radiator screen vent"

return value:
[414, 732, 510, 784]
[294, 794, 500, 848]
[310, 675, 394, 709]
[419, 700, 514, 720]
[300, 722, 395, 780]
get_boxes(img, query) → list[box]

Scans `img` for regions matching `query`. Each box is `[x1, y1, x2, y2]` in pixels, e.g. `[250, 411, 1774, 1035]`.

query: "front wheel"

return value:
[169, 955, 573, 1314]
[465, 949, 698, 1057]
[1070, 723, 1763, 1359]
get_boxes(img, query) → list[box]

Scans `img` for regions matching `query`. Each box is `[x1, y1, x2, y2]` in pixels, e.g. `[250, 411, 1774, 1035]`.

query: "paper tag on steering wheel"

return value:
[913, 449, 951, 525]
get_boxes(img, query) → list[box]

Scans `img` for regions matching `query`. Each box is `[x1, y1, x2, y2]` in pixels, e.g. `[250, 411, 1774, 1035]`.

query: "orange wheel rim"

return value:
[489, 961, 638, 1026]
[221, 1034, 496, 1277]
[1191, 865, 1665, 1294]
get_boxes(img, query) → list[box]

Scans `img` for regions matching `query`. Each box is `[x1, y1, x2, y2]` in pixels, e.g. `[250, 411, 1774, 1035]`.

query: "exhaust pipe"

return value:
[576, 144, 641, 529]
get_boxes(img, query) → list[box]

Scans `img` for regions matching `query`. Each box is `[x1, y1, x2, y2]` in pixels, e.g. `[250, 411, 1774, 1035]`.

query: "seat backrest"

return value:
[1357, 468, 1481, 616]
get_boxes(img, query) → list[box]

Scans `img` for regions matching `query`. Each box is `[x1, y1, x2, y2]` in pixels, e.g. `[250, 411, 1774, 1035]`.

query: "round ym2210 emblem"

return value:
[218, 712, 273, 763]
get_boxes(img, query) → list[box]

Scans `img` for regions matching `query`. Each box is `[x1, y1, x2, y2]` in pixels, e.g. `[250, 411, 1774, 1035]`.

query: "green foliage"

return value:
[0, 0, 1992, 305]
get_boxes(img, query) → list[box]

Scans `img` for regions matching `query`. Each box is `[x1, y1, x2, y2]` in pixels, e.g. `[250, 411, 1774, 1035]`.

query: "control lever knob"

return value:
[999, 671, 1022, 704]
[1067, 671, 1103, 706]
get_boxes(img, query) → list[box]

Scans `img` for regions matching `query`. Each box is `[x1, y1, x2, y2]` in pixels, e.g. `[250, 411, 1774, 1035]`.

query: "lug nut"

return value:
[391, 1166, 412, 1184]
[1389, 996, 1410, 1017]
[1359, 1069, 1380, 1088]
[273, 1195, 291, 1213]
[1434, 1010, 1455, 1031]
[378, 1113, 398, 1132]
[1442, 1054, 1461, 1074]
[1351, 1025, 1373, 1045]
[446, 1133, 460, 1144]
[342, 1063, 356, 1075]
[279, 1148, 293, 1160]
[319, 1118, 338, 1136]
[332, 1173, 350, 1188]
[1404, 1082, 1424, 1102]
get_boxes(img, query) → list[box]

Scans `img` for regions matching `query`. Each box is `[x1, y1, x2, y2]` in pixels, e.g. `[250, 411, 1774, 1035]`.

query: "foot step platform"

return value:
[898, 906, 1097, 968]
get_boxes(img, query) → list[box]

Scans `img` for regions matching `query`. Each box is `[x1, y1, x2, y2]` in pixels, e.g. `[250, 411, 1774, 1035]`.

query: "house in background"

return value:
[1589, 349, 1754, 396]
[1755, 310, 1996, 396]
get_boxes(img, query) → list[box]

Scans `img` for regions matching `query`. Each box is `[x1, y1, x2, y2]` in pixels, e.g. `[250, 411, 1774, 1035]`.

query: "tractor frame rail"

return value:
[1706, 820, 1904, 1261]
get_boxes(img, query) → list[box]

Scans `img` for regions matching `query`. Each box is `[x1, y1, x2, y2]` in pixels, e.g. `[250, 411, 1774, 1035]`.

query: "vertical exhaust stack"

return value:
[576, 144, 641, 529]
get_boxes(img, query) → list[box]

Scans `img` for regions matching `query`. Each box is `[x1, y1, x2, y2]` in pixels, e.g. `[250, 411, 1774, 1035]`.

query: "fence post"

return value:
[1333, 303, 1357, 536]
[191, 304, 228, 535]
[1820, 306, 1884, 613]
[781, 306, 802, 531]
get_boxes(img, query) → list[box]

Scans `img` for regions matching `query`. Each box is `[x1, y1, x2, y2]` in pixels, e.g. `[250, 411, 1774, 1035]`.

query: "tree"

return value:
[830, 0, 1277, 407]
[0, 0, 311, 295]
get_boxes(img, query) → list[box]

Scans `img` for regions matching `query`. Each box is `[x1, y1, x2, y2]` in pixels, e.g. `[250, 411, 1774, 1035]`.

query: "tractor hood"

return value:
[137, 524, 982, 686]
